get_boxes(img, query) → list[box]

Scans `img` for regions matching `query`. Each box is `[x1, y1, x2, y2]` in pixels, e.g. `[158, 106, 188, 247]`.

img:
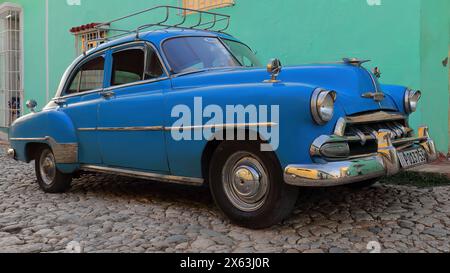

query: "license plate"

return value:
[398, 148, 427, 169]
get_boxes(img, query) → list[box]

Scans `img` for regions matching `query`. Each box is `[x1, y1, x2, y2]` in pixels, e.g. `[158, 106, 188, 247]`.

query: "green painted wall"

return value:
[419, 0, 449, 152]
[2, 0, 449, 151]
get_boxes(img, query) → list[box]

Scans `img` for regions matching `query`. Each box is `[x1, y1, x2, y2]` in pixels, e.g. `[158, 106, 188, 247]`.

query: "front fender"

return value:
[9, 109, 79, 172]
[165, 81, 346, 178]
[380, 84, 408, 114]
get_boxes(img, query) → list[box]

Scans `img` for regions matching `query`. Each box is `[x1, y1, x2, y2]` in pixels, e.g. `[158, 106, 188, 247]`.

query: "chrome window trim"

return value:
[110, 45, 147, 85]
[108, 41, 170, 88]
[54, 40, 170, 99]
[58, 88, 104, 100]
[219, 37, 262, 68]
[80, 165, 204, 186]
[110, 40, 170, 77]
[60, 52, 108, 97]
[102, 76, 170, 92]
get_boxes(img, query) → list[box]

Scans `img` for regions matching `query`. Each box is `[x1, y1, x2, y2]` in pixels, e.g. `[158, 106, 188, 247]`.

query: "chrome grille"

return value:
[346, 121, 411, 141]
[344, 120, 416, 157]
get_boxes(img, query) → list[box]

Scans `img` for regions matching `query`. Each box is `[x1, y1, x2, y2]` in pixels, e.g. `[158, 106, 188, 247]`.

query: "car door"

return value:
[97, 42, 170, 172]
[59, 53, 107, 164]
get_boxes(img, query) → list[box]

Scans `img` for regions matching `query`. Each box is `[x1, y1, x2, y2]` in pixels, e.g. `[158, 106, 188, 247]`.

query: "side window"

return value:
[66, 56, 105, 94]
[111, 46, 164, 87]
[145, 47, 164, 80]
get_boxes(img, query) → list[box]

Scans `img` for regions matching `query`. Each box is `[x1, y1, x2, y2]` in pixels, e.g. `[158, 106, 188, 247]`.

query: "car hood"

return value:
[171, 64, 399, 115]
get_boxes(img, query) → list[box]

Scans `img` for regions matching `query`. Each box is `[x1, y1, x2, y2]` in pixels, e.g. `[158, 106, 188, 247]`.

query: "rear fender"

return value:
[9, 109, 79, 173]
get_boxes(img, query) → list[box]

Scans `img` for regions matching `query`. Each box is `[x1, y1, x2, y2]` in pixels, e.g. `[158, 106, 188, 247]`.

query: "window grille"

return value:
[181, 0, 235, 14]
[0, 5, 23, 127]
[70, 23, 108, 56]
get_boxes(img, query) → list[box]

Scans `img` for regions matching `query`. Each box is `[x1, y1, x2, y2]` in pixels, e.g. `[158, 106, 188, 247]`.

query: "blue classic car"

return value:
[7, 6, 437, 229]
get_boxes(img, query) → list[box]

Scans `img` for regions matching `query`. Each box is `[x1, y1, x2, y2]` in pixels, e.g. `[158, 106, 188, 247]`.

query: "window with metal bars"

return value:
[74, 30, 107, 56]
[0, 4, 23, 127]
[181, 0, 235, 13]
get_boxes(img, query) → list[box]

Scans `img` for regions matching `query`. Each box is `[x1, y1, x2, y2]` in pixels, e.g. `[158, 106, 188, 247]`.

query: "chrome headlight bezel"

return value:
[404, 89, 422, 114]
[311, 88, 337, 125]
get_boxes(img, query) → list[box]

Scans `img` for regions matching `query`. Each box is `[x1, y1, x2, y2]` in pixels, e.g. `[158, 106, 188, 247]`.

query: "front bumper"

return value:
[284, 126, 437, 187]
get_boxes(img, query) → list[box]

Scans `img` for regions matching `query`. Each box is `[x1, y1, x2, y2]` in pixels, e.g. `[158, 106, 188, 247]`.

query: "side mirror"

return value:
[26, 100, 37, 113]
[265, 58, 282, 83]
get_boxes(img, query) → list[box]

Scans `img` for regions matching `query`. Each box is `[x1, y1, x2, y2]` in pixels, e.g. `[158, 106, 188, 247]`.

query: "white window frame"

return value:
[0, 2, 24, 127]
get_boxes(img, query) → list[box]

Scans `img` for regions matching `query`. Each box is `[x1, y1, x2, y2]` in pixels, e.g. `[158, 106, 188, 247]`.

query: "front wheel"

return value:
[209, 142, 299, 229]
[35, 147, 72, 193]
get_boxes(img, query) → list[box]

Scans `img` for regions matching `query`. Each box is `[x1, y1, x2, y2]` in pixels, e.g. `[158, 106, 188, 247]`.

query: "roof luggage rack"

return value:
[94, 5, 231, 42]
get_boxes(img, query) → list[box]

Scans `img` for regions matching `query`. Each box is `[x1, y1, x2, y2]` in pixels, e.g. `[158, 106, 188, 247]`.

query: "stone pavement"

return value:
[409, 159, 450, 179]
[1, 146, 450, 253]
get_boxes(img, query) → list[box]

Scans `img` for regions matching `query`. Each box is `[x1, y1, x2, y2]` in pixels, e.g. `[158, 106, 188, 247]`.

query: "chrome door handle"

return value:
[101, 91, 115, 99]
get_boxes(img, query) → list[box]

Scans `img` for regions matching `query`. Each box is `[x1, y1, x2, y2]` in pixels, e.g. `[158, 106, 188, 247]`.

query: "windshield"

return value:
[222, 39, 262, 68]
[163, 37, 241, 74]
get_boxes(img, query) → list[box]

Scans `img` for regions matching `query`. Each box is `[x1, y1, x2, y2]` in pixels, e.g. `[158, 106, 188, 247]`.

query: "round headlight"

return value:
[404, 89, 422, 114]
[311, 88, 337, 125]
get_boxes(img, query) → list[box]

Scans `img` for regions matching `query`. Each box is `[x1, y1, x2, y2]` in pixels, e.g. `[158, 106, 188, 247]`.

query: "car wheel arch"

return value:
[200, 128, 282, 183]
[25, 142, 51, 163]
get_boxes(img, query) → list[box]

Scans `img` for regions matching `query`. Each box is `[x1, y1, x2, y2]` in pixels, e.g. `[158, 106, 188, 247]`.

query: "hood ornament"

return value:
[343, 58, 371, 67]
[372, 67, 382, 78]
[264, 58, 282, 83]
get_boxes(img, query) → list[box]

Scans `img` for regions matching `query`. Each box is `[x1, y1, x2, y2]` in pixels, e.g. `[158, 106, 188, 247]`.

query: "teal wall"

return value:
[419, 0, 449, 152]
[2, 0, 449, 151]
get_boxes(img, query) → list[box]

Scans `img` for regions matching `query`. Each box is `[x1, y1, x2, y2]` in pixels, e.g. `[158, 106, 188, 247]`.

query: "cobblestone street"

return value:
[1, 147, 450, 253]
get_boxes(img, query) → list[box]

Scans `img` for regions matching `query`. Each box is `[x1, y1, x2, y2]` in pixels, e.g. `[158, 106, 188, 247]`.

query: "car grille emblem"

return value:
[362, 92, 386, 102]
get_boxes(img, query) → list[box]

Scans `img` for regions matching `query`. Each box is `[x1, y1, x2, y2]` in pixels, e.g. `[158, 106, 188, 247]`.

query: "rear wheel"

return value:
[35, 147, 72, 193]
[209, 141, 299, 229]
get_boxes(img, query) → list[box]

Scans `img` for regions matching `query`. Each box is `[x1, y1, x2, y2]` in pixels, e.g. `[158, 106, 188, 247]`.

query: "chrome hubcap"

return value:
[39, 150, 56, 185]
[223, 152, 269, 212]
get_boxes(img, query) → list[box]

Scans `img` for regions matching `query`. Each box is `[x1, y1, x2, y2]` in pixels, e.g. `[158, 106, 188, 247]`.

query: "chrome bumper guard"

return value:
[284, 126, 437, 187]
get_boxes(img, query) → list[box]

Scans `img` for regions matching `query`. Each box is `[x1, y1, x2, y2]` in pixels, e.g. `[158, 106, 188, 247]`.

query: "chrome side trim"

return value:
[9, 136, 78, 164]
[165, 122, 278, 131]
[78, 126, 165, 132]
[80, 165, 204, 186]
[9, 137, 48, 141]
[77, 128, 97, 132]
[98, 126, 164, 132]
[78, 123, 278, 132]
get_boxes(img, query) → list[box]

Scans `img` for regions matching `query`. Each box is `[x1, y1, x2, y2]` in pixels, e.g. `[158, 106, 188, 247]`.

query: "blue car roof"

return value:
[90, 28, 237, 54]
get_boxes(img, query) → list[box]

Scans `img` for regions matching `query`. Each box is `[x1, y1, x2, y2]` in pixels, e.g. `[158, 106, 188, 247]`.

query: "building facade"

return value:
[0, 0, 449, 152]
